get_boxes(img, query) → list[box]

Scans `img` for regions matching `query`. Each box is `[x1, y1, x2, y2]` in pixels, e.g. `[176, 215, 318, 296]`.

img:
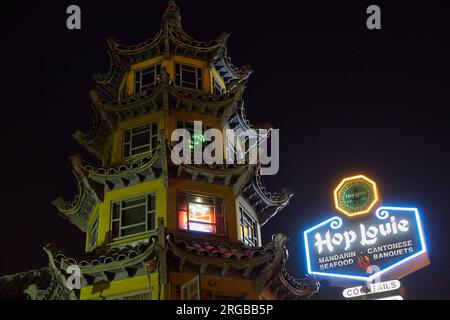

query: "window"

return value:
[111, 193, 157, 240]
[134, 64, 162, 94]
[240, 207, 259, 247]
[88, 215, 99, 251]
[177, 193, 225, 235]
[124, 122, 159, 159]
[175, 63, 203, 90]
[110, 291, 152, 300]
[213, 77, 224, 95]
[181, 275, 200, 300]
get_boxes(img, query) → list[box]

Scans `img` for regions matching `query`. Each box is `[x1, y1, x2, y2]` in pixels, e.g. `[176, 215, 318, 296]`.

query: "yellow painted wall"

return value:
[95, 179, 166, 248]
[126, 56, 166, 96]
[125, 54, 214, 97]
[111, 111, 164, 166]
[87, 177, 240, 249]
[80, 273, 167, 300]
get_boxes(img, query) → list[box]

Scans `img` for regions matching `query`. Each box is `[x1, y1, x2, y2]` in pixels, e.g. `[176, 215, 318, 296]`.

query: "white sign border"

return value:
[303, 206, 428, 282]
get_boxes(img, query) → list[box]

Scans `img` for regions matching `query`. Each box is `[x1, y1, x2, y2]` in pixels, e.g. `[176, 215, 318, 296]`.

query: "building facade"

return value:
[0, 1, 318, 300]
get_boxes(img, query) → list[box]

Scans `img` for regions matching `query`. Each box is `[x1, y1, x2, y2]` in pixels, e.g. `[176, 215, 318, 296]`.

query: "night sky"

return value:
[0, 1, 449, 299]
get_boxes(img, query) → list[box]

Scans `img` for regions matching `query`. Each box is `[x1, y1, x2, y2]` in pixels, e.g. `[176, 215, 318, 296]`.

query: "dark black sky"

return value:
[0, 0, 449, 299]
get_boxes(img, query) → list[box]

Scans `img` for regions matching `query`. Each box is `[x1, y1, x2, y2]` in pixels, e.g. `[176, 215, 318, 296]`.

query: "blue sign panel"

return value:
[303, 206, 427, 282]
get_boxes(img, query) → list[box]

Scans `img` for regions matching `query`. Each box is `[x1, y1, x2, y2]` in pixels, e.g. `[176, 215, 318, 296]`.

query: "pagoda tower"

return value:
[0, 1, 318, 300]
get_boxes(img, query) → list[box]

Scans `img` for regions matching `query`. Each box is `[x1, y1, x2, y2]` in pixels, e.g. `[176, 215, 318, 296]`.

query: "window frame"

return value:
[177, 192, 226, 236]
[174, 63, 204, 91]
[123, 122, 159, 160]
[239, 206, 259, 247]
[110, 193, 157, 242]
[134, 63, 162, 94]
[181, 275, 200, 300]
[108, 290, 152, 300]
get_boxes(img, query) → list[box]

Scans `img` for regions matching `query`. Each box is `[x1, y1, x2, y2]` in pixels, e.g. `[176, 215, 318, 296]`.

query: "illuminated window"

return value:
[111, 194, 156, 241]
[177, 193, 225, 235]
[88, 215, 99, 251]
[134, 64, 162, 94]
[175, 64, 203, 90]
[240, 207, 258, 247]
[124, 122, 159, 159]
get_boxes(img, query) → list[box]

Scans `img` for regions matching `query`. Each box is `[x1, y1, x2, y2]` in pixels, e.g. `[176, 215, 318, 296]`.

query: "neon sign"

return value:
[304, 206, 428, 282]
[333, 175, 379, 217]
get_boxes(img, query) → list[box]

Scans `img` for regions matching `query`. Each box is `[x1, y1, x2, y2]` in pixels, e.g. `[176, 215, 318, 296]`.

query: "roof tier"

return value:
[94, 0, 252, 100]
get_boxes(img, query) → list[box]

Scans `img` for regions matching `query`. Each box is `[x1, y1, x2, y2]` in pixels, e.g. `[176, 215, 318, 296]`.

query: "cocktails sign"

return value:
[304, 176, 429, 283]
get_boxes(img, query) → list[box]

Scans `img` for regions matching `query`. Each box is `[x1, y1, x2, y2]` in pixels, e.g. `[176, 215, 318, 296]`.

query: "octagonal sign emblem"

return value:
[334, 175, 378, 217]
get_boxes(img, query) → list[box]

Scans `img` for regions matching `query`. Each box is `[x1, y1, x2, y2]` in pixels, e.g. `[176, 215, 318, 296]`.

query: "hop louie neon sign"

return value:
[303, 176, 430, 283]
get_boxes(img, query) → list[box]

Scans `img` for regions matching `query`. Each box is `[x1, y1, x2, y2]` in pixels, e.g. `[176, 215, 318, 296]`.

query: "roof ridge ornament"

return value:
[162, 0, 182, 28]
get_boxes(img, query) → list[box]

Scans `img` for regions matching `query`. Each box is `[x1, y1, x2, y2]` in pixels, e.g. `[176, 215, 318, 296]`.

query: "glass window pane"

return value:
[183, 65, 196, 72]
[178, 210, 188, 230]
[122, 197, 146, 208]
[188, 203, 215, 224]
[189, 222, 216, 233]
[112, 221, 120, 239]
[123, 225, 146, 237]
[124, 144, 131, 158]
[124, 130, 131, 143]
[148, 212, 156, 231]
[132, 132, 151, 147]
[148, 194, 156, 211]
[182, 70, 196, 84]
[151, 123, 158, 135]
[151, 137, 158, 150]
[132, 125, 151, 134]
[112, 203, 120, 220]
[141, 71, 155, 86]
[122, 206, 146, 226]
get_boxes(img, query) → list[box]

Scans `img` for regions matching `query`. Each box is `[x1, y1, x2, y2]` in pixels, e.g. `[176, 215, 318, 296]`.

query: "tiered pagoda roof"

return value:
[0, 228, 318, 300]
[0, 0, 317, 301]
[94, 0, 252, 99]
